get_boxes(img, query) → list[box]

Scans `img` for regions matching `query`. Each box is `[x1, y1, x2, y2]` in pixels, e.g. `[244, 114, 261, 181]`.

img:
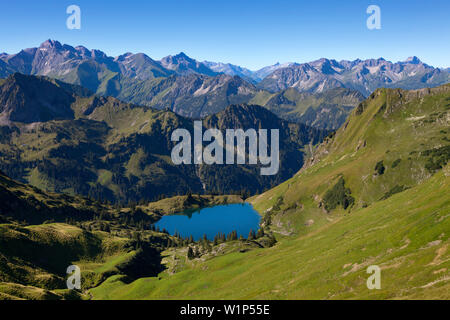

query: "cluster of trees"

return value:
[166, 233, 195, 248]
[186, 228, 266, 260]
[375, 161, 386, 175]
[248, 228, 265, 240]
[0, 153, 33, 182]
[423, 145, 450, 173]
[211, 228, 265, 245]
[322, 177, 355, 211]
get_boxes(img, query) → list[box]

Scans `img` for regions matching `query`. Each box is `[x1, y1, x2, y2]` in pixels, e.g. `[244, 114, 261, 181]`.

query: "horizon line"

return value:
[2, 39, 449, 71]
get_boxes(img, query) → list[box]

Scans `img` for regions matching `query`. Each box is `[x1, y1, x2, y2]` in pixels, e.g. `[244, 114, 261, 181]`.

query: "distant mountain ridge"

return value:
[203, 61, 297, 83]
[2, 40, 447, 92]
[258, 57, 450, 96]
[0, 41, 261, 119]
[250, 87, 365, 130]
[0, 40, 448, 126]
[161, 52, 218, 76]
[203, 61, 256, 84]
[0, 40, 173, 81]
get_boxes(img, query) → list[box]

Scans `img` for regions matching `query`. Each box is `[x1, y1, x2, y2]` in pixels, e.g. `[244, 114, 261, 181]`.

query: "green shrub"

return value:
[187, 247, 194, 260]
[272, 196, 284, 212]
[391, 159, 401, 168]
[323, 177, 355, 211]
[375, 161, 385, 175]
[380, 185, 409, 200]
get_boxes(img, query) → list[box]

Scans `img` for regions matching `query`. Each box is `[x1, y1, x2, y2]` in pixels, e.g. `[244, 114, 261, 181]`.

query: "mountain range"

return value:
[257, 57, 450, 95]
[0, 40, 449, 201]
[1, 40, 448, 126]
[202, 61, 295, 83]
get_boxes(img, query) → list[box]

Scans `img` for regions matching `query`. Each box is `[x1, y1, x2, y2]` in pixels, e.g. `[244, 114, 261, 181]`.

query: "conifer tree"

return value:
[256, 228, 264, 239]
[187, 247, 194, 260]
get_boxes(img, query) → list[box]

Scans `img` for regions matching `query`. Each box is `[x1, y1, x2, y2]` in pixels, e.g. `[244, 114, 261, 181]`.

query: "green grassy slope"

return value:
[251, 85, 450, 235]
[91, 169, 449, 299]
[0, 171, 159, 300]
[0, 167, 252, 300]
[90, 84, 450, 300]
[0, 222, 166, 300]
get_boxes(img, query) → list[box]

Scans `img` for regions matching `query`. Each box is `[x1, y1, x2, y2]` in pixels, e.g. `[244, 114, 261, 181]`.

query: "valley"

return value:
[0, 81, 448, 300]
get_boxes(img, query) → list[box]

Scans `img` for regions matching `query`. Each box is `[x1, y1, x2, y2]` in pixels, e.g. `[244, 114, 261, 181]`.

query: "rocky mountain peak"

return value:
[175, 52, 189, 59]
[405, 56, 422, 64]
[40, 39, 63, 49]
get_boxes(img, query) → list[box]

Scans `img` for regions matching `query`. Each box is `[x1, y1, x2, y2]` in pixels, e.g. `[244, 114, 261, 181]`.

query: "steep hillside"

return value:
[198, 105, 326, 194]
[0, 73, 92, 124]
[89, 84, 449, 300]
[0, 170, 104, 225]
[252, 84, 450, 233]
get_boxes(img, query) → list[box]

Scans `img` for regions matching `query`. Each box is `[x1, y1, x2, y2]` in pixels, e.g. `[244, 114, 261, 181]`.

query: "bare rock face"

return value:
[0, 41, 258, 119]
[258, 57, 450, 96]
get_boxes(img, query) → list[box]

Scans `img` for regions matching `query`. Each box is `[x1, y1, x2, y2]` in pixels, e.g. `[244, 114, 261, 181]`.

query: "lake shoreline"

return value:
[134, 194, 245, 222]
[154, 203, 261, 241]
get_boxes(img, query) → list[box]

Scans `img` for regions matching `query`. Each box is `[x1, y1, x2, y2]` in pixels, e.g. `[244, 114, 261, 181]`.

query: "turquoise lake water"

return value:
[154, 203, 261, 241]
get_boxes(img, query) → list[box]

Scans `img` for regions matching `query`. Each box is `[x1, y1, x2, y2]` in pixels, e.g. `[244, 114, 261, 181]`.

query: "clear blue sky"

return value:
[1, 0, 449, 70]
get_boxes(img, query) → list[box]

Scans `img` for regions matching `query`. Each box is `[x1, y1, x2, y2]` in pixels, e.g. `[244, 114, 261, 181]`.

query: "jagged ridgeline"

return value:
[0, 74, 326, 204]
[3, 41, 449, 128]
